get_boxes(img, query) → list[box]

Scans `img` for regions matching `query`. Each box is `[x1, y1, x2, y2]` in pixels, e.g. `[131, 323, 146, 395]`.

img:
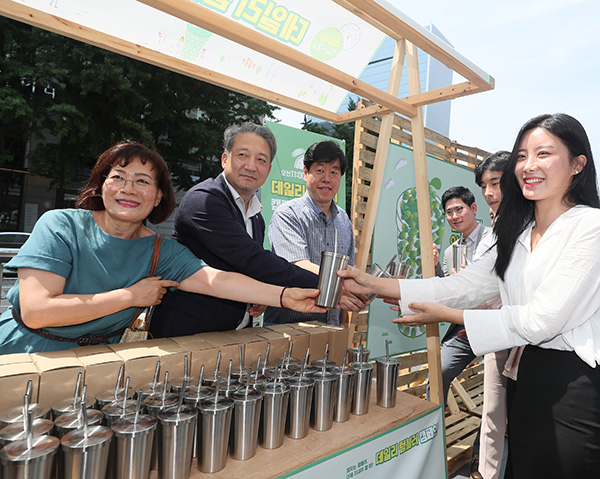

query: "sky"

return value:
[274, 0, 600, 181]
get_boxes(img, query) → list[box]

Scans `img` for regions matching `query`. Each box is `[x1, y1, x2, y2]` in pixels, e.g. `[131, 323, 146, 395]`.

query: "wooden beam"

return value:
[0, 1, 346, 123]
[333, 104, 392, 124]
[402, 81, 480, 107]
[332, 0, 494, 91]
[354, 39, 406, 270]
[406, 40, 444, 407]
[138, 0, 418, 118]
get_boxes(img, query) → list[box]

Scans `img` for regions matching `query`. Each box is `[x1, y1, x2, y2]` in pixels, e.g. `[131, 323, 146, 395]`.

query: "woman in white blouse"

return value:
[340, 113, 600, 479]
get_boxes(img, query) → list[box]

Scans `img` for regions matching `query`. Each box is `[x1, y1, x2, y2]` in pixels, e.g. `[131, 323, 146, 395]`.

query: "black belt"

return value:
[11, 308, 123, 347]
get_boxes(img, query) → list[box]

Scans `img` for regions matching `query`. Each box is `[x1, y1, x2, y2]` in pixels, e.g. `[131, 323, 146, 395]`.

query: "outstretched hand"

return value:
[392, 302, 463, 326]
[126, 276, 179, 307]
[337, 266, 376, 296]
[282, 288, 329, 313]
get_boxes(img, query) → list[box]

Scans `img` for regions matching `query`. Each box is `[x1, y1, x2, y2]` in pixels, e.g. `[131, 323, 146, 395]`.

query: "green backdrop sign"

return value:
[368, 143, 491, 359]
[262, 121, 346, 249]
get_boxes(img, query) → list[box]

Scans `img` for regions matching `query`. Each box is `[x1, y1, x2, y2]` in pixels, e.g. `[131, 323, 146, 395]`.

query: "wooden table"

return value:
[150, 390, 437, 479]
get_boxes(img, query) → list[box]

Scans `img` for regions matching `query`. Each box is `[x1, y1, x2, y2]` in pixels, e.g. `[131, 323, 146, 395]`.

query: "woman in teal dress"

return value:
[0, 142, 325, 353]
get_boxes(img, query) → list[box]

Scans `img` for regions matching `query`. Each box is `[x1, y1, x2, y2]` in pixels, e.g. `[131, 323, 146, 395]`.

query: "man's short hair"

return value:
[441, 186, 476, 210]
[474, 150, 511, 186]
[303, 140, 347, 175]
[223, 122, 277, 162]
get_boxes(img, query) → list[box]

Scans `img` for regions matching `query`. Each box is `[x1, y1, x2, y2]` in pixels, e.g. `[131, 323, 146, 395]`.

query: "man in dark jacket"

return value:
[150, 122, 318, 337]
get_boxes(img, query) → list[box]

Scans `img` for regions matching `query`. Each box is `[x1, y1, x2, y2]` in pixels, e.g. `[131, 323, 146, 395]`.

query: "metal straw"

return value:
[81, 385, 89, 439]
[196, 365, 205, 391]
[152, 360, 161, 394]
[227, 359, 233, 389]
[300, 358, 306, 380]
[334, 229, 338, 255]
[162, 371, 169, 404]
[385, 339, 390, 363]
[122, 377, 130, 414]
[214, 350, 222, 380]
[176, 377, 187, 415]
[304, 346, 310, 366]
[239, 345, 244, 374]
[342, 349, 348, 374]
[245, 369, 252, 397]
[288, 340, 294, 367]
[114, 365, 124, 402]
[214, 380, 220, 405]
[23, 392, 32, 450]
[264, 343, 271, 369]
[384, 254, 397, 274]
[359, 333, 364, 362]
[183, 355, 188, 380]
[134, 391, 143, 430]
[72, 372, 83, 410]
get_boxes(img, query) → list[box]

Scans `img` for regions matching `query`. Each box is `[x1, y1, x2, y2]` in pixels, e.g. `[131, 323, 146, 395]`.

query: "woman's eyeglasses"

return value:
[104, 174, 157, 190]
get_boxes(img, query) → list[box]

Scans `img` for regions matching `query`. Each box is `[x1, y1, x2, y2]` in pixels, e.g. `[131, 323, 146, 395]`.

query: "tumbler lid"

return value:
[95, 387, 133, 403]
[331, 366, 357, 377]
[198, 396, 234, 413]
[111, 414, 157, 436]
[376, 357, 400, 366]
[142, 393, 179, 411]
[350, 361, 374, 371]
[231, 388, 262, 402]
[258, 382, 290, 395]
[0, 418, 54, 444]
[287, 376, 315, 388]
[0, 404, 50, 427]
[0, 435, 59, 465]
[157, 404, 197, 423]
[54, 409, 103, 430]
[312, 370, 337, 382]
[102, 400, 137, 418]
[60, 425, 113, 449]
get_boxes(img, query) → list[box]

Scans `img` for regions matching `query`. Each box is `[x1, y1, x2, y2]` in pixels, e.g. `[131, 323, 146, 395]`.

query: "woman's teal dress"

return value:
[0, 209, 205, 353]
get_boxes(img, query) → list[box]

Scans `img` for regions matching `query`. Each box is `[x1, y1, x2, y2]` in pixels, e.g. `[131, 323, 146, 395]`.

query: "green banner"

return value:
[262, 121, 346, 249]
[368, 143, 491, 359]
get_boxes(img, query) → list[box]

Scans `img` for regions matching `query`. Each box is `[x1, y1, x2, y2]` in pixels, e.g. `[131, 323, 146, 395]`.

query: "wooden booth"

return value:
[0, 0, 495, 476]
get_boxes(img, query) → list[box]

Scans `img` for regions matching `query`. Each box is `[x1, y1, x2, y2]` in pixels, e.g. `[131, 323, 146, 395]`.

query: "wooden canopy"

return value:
[0, 0, 495, 406]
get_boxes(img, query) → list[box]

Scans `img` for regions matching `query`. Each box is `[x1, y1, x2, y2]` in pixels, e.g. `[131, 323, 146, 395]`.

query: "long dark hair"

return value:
[494, 113, 599, 280]
[76, 142, 175, 224]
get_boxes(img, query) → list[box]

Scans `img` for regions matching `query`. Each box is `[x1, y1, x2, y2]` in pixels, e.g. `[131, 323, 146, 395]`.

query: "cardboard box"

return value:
[73, 347, 124, 400]
[0, 353, 32, 366]
[288, 323, 331, 364]
[146, 338, 190, 382]
[0, 362, 40, 411]
[253, 331, 291, 368]
[170, 336, 218, 378]
[31, 350, 85, 407]
[107, 343, 159, 387]
[265, 325, 310, 362]
[297, 322, 349, 365]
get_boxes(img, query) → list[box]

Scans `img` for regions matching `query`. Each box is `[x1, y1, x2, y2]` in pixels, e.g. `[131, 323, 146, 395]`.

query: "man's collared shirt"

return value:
[222, 173, 262, 329]
[266, 192, 354, 326]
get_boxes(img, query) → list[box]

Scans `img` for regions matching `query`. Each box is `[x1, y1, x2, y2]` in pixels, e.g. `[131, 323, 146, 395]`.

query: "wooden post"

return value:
[406, 40, 444, 406]
[348, 39, 407, 341]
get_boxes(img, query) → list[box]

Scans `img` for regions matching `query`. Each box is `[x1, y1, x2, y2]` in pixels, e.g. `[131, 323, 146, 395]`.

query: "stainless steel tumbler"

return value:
[229, 388, 263, 460]
[257, 382, 290, 450]
[376, 357, 400, 408]
[0, 435, 59, 479]
[310, 371, 339, 431]
[60, 425, 113, 479]
[351, 361, 374, 415]
[316, 251, 350, 307]
[196, 396, 234, 473]
[110, 415, 157, 479]
[285, 377, 314, 439]
[332, 367, 356, 423]
[156, 405, 197, 479]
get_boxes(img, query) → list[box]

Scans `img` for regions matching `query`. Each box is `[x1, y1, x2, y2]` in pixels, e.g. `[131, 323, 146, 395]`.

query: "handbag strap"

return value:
[128, 234, 162, 330]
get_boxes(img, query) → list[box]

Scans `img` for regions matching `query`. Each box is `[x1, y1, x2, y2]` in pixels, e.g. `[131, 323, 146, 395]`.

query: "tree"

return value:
[0, 17, 277, 206]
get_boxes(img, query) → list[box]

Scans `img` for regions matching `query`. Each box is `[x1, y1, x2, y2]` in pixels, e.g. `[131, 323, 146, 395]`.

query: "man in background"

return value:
[264, 140, 365, 326]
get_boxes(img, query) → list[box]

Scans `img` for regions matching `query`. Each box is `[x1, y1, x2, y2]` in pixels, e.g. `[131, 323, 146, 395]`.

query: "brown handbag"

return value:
[119, 234, 162, 343]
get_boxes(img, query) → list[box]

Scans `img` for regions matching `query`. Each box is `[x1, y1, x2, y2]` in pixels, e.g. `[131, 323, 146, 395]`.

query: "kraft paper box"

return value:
[107, 343, 159, 387]
[253, 331, 291, 367]
[0, 353, 32, 366]
[195, 331, 239, 346]
[289, 323, 331, 363]
[265, 325, 310, 361]
[73, 348, 124, 400]
[31, 350, 85, 407]
[170, 336, 218, 378]
[0, 362, 40, 411]
[298, 322, 349, 365]
[146, 338, 190, 381]
[228, 331, 269, 369]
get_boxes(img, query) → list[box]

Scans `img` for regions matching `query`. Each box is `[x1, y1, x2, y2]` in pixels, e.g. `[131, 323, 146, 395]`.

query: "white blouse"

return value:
[398, 205, 600, 367]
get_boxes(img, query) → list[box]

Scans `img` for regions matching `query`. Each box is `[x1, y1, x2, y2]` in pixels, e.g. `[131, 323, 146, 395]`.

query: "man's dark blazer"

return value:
[150, 174, 318, 337]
